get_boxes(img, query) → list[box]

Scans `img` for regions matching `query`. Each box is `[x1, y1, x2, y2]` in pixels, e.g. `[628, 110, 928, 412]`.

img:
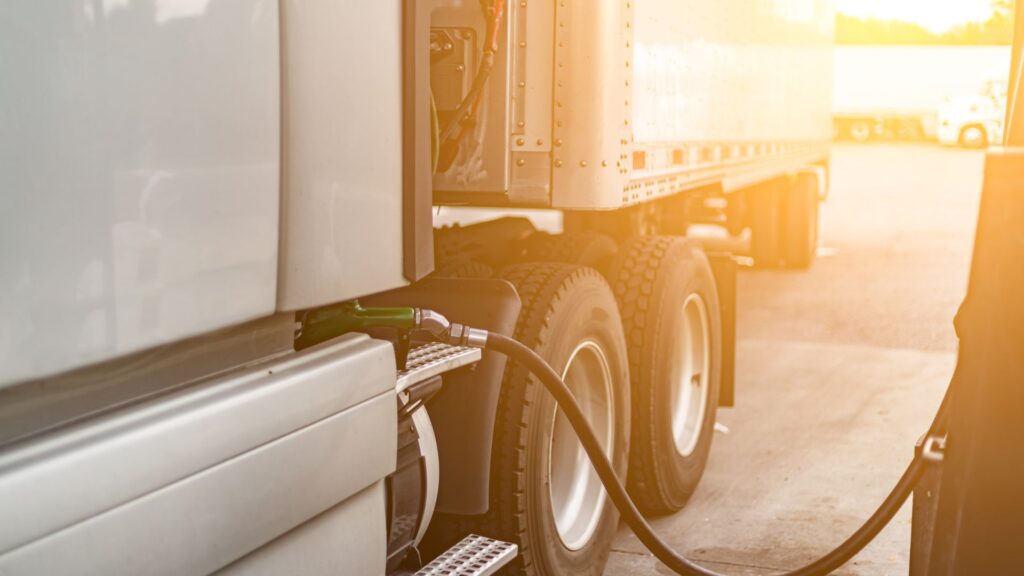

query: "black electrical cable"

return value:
[436, 0, 505, 172]
[484, 332, 949, 576]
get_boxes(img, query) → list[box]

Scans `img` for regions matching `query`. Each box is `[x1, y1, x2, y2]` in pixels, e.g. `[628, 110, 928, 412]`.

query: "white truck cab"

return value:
[938, 79, 1008, 148]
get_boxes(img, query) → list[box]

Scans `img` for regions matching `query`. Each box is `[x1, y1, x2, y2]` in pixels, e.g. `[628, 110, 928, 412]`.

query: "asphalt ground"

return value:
[606, 144, 986, 576]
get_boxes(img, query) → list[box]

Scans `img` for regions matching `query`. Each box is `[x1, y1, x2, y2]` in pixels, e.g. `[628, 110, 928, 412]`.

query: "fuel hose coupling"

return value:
[415, 308, 489, 348]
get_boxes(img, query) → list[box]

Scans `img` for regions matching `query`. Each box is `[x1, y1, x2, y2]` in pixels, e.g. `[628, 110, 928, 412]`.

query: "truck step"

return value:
[415, 534, 517, 576]
[396, 342, 481, 394]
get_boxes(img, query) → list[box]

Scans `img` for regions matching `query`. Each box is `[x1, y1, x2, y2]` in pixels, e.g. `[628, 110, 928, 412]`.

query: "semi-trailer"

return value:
[0, 1, 832, 575]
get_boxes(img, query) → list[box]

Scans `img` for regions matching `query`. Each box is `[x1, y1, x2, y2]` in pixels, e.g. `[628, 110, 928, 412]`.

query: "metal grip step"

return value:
[415, 534, 518, 576]
[396, 342, 481, 394]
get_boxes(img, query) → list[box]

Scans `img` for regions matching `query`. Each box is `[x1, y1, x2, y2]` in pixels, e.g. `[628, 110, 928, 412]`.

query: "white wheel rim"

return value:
[850, 123, 870, 141]
[671, 294, 711, 457]
[963, 127, 985, 147]
[548, 340, 614, 551]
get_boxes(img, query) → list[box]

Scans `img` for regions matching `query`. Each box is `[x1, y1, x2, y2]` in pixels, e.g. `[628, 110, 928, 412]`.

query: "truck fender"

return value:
[364, 278, 522, 515]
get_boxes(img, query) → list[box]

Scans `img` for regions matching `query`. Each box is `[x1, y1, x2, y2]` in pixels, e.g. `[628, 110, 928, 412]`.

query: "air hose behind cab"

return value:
[420, 314, 949, 576]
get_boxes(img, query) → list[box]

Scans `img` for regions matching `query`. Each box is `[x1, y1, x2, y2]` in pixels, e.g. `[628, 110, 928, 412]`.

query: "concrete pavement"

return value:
[607, 144, 986, 575]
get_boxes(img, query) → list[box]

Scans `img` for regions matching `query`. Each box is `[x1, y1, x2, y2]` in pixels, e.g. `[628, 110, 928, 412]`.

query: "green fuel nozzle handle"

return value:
[296, 300, 489, 351]
[298, 301, 416, 347]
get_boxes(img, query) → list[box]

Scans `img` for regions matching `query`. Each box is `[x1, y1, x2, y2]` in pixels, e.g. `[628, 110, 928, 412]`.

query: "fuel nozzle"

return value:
[416, 309, 490, 348]
[296, 301, 489, 368]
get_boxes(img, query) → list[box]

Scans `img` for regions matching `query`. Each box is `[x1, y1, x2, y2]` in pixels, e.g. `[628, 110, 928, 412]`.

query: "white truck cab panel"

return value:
[0, 0, 281, 386]
[275, 0, 408, 311]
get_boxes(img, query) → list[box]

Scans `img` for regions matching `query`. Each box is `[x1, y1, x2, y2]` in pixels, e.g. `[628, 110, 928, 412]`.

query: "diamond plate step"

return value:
[415, 534, 517, 576]
[396, 342, 481, 394]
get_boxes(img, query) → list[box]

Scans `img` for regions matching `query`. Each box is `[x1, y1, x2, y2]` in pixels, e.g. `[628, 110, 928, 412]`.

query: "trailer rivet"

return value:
[517, 158, 526, 167]
[580, 160, 588, 167]
[456, 64, 465, 73]
[521, 0, 527, 5]
[555, 138, 563, 147]
[537, 139, 544, 145]
[516, 138, 525, 146]
[517, 121, 525, 128]
[602, 160, 609, 167]
[520, 41, 527, 48]
[519, 81, 526, 87]
[555, 159, 564, 167]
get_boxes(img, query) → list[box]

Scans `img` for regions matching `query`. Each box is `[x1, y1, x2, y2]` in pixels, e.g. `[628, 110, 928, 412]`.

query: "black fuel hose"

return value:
[484, 332, 949, 576]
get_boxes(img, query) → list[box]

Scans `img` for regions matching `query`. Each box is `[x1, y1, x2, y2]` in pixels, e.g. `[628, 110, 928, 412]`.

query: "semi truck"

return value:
[833, 45, 1011, 143]
[0, 1, 832, 575]
[937, 79, 1009, 148]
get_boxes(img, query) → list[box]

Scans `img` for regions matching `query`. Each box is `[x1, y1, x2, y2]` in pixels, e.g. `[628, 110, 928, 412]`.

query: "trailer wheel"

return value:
[609, 237, 721, 514]
[489, 263, 630, 576]
[781, 173, 819, 269]
[848, 119, 872, 143]
[748, 180, 785, 268]
[520, 232, 619, 272]
[959, 125, 988, 149]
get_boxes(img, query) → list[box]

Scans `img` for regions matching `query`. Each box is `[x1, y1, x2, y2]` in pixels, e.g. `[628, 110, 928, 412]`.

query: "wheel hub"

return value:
[671, 294, 711, 457]
[548, 340, 614, 551]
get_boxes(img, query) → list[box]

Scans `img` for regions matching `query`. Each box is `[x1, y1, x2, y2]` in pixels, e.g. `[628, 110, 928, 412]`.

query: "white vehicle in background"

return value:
[833, 46, 1011, 143]
[938, 79, 1008, 148]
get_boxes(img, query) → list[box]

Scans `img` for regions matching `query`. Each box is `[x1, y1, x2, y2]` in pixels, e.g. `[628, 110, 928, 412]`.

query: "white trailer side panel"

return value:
[432, 0, 834, 210]
[552, 0, 833, 208]
[833, 46, 1012, 116]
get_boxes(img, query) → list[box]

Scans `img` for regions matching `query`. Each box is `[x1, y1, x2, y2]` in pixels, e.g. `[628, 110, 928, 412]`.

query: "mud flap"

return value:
[707, 253, 737, 407]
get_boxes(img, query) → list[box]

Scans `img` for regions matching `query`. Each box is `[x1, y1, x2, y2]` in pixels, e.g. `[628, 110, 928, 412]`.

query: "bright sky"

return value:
[835, 0, 996, 33]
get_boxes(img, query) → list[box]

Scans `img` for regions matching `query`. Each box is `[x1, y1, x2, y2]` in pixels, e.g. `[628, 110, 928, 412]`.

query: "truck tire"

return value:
[609, 237, 722, 514]
[781, 173, 819, 269]
[490, 263, 630, 576]
[433, 259, 495, 279]
[520, 232, 619, 272]
[748, 180, 784, 268]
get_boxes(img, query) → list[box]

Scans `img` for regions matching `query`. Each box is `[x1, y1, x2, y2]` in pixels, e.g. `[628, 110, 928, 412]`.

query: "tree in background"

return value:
[837, 0, 1014, 45]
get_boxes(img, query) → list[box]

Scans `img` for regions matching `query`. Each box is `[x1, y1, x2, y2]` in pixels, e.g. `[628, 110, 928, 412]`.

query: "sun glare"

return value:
[835, 0, 996, 33]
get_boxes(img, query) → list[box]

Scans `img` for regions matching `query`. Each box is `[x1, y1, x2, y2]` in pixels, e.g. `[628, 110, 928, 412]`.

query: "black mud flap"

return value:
[707, 253, 737, 407]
